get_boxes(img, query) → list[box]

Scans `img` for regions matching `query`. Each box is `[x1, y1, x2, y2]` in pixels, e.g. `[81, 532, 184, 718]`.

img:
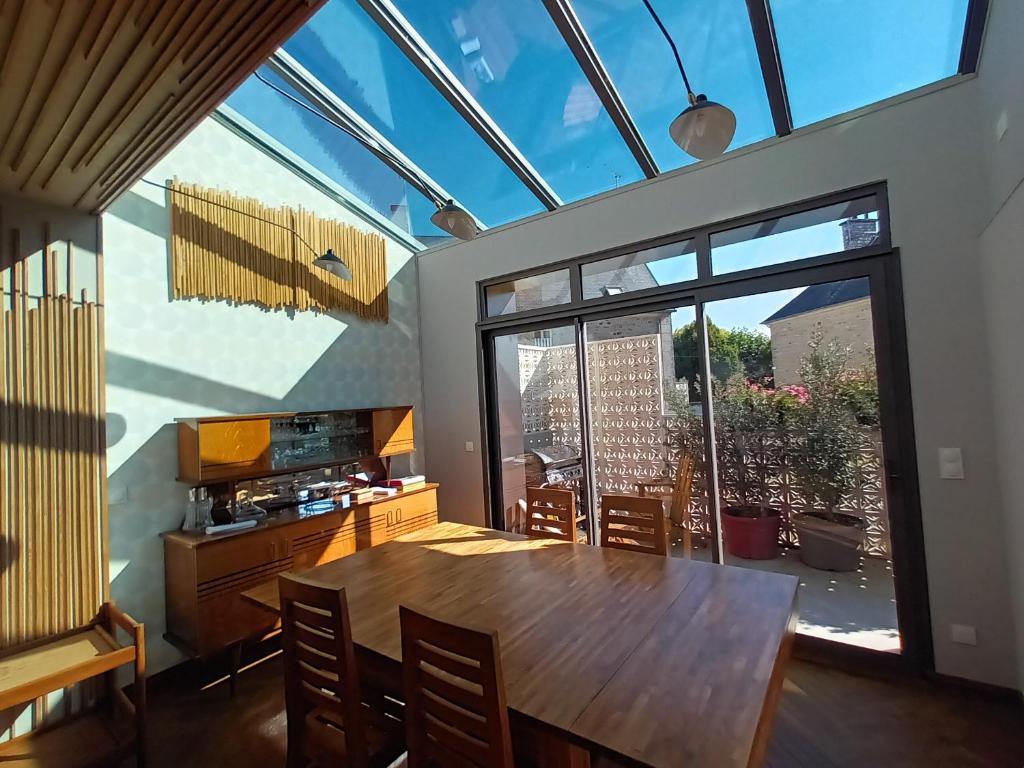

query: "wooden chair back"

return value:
[400, 606, 514, 768]
[668, 454, 696, 526]
[523, 486, 577, 542]
[279, 573, 367, 767]
[600, 494, 667, 557]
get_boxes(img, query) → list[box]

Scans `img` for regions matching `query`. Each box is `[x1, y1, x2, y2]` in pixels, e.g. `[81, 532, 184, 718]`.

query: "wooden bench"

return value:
[0, 603, 146, 768]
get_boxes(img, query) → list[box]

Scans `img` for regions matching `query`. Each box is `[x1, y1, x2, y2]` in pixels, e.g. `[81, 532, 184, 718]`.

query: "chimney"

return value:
[840, 215, 879, 250]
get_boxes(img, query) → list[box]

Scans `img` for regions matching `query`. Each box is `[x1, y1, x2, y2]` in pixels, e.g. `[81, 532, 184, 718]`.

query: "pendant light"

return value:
[430, 199, 479, 241]
[313, 248, 354, 280]
[642, 0, 737, 160]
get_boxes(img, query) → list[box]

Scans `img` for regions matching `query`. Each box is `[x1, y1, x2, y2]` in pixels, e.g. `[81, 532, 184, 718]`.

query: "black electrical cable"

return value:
[641, 0, 693, 95]
[252, 70, 443, 207]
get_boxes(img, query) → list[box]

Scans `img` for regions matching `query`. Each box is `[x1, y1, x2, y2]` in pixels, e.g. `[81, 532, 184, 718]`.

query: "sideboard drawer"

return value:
[196, 529, 291, 584]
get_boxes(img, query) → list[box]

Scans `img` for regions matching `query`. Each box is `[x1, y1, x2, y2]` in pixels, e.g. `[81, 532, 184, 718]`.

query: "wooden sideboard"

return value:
[162, 484, 438, 658]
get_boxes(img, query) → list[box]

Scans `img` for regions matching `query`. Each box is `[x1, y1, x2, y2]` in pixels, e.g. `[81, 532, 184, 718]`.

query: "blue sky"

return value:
[226, 0, 967, 242]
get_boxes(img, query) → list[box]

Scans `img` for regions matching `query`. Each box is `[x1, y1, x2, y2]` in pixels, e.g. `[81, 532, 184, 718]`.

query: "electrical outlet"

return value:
[996, 111, 1009, 142]
[938, 447, 964, 479]
[951, 624, 977, 646]
[464, 441, 475, 452]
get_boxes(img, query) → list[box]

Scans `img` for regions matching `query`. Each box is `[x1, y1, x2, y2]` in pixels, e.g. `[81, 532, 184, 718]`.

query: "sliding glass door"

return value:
[478, 184, 930, 672]
[582, 303, 707, 559]
[704, 278, 900, 653]
[488, 323, 590, 541]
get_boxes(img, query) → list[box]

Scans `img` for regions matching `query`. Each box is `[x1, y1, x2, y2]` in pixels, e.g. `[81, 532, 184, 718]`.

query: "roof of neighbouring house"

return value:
[763, 277, 870, 324]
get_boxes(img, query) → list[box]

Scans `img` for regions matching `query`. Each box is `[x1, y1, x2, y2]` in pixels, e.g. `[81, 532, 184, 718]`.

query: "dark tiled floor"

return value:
[144, 651, 1024, 768]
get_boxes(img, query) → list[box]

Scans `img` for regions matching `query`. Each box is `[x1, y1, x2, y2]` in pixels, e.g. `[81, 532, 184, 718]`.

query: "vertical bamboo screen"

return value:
[0, 219, 104, 652]
[169, 181, 389, 321]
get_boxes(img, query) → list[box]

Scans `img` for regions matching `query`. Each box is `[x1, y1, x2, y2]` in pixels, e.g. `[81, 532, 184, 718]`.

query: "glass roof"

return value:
[221, 0, 981, 246]
[771, 0, 971, 127]
[392, 0, 644, 202]
[283, 0, 543, 230]
[572, 0, 776, 170]
[225, 70, 441, 238]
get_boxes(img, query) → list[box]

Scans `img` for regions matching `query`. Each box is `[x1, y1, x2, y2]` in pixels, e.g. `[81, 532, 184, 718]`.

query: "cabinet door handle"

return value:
[397, 508, 402, 523]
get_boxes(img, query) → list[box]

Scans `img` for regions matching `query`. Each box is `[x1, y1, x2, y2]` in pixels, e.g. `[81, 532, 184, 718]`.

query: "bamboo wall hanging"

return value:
[0, 216, 105, 653]
[168, 180, 389, 321]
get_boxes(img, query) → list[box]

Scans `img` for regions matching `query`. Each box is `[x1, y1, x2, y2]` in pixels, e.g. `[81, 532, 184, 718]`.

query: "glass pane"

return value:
[711, 196, 880, 274]
[284, 0, 544, 228]
[771, 0, 970, 127]
[585, 305, 708, 558]
[485, 269, 572, 316]
[492, 327, 588, 541]
[582, 240, 696, 299]
[573, 0, 775, 170]
[705, 280, 900, 652]
[392, 0, 644, 203]
[225, 70, 442, 240]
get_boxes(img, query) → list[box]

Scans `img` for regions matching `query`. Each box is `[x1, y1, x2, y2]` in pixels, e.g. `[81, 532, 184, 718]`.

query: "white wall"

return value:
[977, 0, 1024, 690]
[102, 117, 424, 675]
[417, 76, 1021, 688]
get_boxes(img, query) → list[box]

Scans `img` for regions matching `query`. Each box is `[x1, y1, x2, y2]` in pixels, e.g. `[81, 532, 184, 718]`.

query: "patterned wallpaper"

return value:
[102, 118, 424, 675]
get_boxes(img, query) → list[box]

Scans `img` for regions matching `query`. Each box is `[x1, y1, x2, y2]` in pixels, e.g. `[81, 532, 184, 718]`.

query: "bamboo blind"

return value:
[169, 181, 389, 321]
[0, 223, 104, 652]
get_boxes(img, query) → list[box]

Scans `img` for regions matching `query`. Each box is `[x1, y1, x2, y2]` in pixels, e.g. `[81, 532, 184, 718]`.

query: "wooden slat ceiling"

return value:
[0, 0, 326, 214]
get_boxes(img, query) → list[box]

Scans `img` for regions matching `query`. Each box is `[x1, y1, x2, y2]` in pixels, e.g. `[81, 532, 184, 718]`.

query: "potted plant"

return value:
[714, 376, 787, 560]
[788, 334, 868, 571]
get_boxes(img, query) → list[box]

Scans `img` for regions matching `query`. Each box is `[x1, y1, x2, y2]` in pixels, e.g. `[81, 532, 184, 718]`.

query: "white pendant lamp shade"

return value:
[314, 248, 353, 280]
[669, 95, 737, 160]
[431, 200, 478, 241]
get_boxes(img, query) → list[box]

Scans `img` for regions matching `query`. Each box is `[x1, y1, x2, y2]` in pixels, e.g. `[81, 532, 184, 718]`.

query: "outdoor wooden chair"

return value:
[523, 486, 582, 542]
[279, 574, 404, 768]
[636, 453, 696, 554]
[600, 494, 667, 557]
[400, 606, 514, 768]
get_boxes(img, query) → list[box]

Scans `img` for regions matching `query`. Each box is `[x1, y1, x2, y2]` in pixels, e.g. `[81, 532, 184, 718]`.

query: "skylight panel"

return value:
[769, 0, 971, 127]
[392, 0, 645, 202]
[283, 0, 544, 229]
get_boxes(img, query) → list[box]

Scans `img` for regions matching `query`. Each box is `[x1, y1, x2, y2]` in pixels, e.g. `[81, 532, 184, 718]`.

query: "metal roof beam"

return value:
[745, 0, 793, 137]
[353, 0, 563, 211]
[541, 0, 659, 179]
[267, 49, 485, 230]
[958, 0, 989, 74]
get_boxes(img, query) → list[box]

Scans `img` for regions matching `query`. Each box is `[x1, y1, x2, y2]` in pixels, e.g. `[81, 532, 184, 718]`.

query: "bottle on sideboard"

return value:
[182, 488, 200, 531]
[196, 487, 214, 529]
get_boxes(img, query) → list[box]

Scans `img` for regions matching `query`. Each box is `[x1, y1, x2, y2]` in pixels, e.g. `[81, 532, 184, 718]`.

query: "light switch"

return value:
[464, 441, 474, 452]
[938, 447, 964, 479]
[951, 624, 977, 646]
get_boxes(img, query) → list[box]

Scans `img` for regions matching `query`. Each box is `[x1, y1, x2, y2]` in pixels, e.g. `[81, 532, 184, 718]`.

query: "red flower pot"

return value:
[722, 505, 781, 560]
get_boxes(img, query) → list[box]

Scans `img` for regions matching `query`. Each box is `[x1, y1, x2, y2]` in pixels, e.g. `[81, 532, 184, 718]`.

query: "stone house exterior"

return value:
[762, 217, 879, 385]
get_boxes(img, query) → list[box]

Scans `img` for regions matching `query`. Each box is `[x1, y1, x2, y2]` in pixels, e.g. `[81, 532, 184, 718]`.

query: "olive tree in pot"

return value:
[789, 334, 867, 571]
[714, 376, 792, 560]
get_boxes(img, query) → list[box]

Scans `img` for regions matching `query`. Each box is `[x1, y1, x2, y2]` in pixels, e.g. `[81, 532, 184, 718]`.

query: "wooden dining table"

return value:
[241, 521, 798, 768]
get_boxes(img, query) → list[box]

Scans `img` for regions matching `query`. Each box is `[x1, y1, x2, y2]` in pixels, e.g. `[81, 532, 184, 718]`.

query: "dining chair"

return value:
[636, 453, 696, 552]
[600, 494, 667, 557]
[279, 573, 404, 768]
[399, 605, 514, 768]
[523, 486, 581, 543]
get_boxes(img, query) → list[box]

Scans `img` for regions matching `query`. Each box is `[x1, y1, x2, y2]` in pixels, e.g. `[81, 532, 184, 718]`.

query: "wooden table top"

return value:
[241, 521, 798, 768]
